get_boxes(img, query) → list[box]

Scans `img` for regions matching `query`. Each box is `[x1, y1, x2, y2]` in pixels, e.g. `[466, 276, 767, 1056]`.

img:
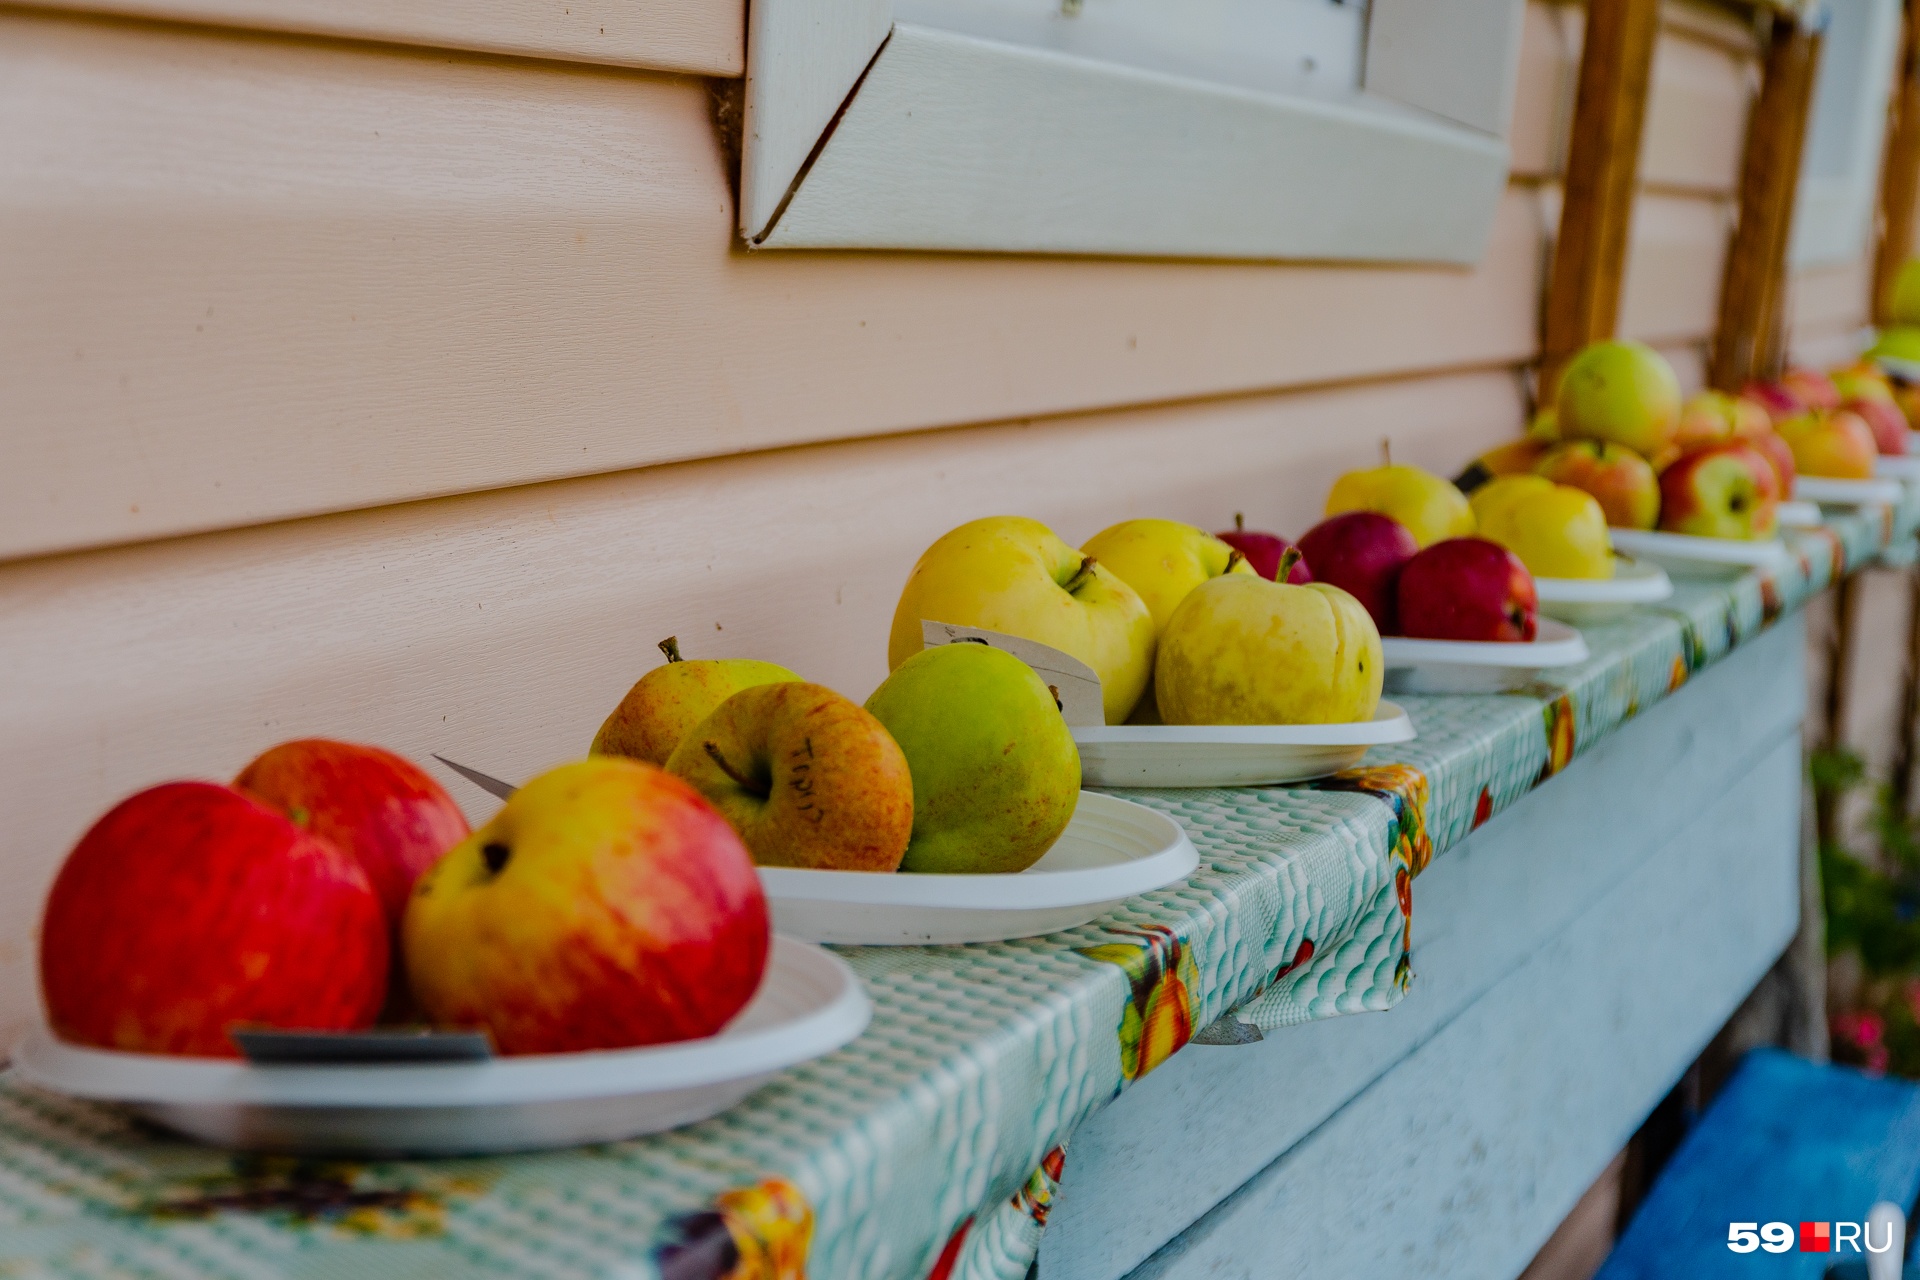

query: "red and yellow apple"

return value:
[888, 517, 1155, 724]
[1742, 428, 1797, 493]
[403, 758, 769, 1054]
[1532, 439, 1661, 531]
[593, 638, 802, 766]
[1780, 368, 1843, 412]
[1396, 538, 1538, 642]
[1657, 442, 1780, 540]
[41, 781, 388, 1056]
[1674, 391, 1769, 453]
[668, 681, 913, 872]
[1454, 438, 1551, 495]
[1555, 340, 1682, 457]
[1845, 397, 1910, 456]
[1777, 409, 1878, 480]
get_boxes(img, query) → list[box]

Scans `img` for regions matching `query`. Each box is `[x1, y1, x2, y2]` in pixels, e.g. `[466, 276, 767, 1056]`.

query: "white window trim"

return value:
[1790, 0, 1903, 268]
[740, 0, 1526, 264]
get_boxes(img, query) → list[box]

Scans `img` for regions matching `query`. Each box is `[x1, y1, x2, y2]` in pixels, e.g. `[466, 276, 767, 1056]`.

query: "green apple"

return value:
[1555, 339, 1681, 457]
[888, 516, 1155, 724]
[865, 643, 1081, 874]
[666, 681, 914, 871]
[1080, 519, 1257, 633]
[1155, 564, 1383, 725]
[592, 636, 801, 765]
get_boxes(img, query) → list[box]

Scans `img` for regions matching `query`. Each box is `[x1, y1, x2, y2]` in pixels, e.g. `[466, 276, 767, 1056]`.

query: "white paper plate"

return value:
[8, 935, 868, 1157]
[1795, 475, 1904, 506]
[1877, 354, 1920, 384]
[1877, 454, 1920, 481]
[1907, 430, 1920, 457]
[1777, 500, 1824, 528]
[1069, 703, 1414, 789]
[1608, 527, 1793, 576]
[760, 792, 1196, 945]
[1533, 558, 1673, 622]
[1381, 619, 1589, 694]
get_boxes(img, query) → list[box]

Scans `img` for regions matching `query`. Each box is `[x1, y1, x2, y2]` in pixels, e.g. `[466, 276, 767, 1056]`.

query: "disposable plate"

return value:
[1794, 475, 1904, 506]
[1877, 354, 1920, 384]
[1777, 500, 1824, 528]
[1608, 527, 1792, 576]
[760, 791, 1197, 945]
[1533, 558, 1672, 622]
[1877, 453, 1920, 482]
[9, 935, 868, 1157]
[1381, 618, 1589, 694]
[1069, 703, 1415, 789]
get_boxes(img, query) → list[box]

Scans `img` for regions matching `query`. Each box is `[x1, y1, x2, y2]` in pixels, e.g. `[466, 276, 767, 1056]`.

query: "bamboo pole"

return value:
[1539, 0, 1664, 398]
[1873, 0, 1920, 326]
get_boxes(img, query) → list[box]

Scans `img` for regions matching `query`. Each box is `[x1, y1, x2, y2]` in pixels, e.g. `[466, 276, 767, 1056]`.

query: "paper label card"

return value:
[919, 621, 1105, 726]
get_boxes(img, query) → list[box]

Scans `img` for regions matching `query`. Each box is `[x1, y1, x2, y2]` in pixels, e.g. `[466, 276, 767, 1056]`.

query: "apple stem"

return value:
[704, 740, 770, 798]
[1380, 437, 1392, 468]
[658, 636, 683, 663]
[1276, 547, 1302, 581]
[1224, 548, 1246, 575]
[1234, 512, 1245, 531]
[1061, 555, 1099, 596]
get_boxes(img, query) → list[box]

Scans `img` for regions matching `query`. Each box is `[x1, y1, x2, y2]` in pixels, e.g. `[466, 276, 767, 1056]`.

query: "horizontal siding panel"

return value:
[1640, 22, 1750, 194]
[0, 11, 1544, 563]
[7, 0, 745, 75]
[1790, 260, 1872, 341]
[0, 369, 1524, 1041]
[1508, 1, 1574, 179]
[1617, 192, 1732, 344]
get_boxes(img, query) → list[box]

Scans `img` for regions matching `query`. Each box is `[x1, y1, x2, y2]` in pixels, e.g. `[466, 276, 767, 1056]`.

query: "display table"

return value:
[2, 499, 1915, 1280]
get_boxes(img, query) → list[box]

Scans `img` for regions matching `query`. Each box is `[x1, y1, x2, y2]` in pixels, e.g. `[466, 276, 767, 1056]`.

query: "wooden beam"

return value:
[1873, 0, 1920, 326]
[1711, 15, 1823, 391]
[1540, 0, 1664, 396]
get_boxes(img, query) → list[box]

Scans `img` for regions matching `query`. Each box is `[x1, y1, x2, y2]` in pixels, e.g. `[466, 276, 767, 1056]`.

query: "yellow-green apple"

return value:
[1528, 406, 1561, 442]
[1295, 511, 1418, 634]
[888, 516, 1155, 724]
[1397, 539, 1538, 642]
[593, 637, 802, 766]
[1469, 476, 1613, 580]
[236, 739, 469, 932]
[1453, 439, 1551, 495]
[1871, 324, 1920, 362]
[1215, 514, 1313, 583]
[1780, 368, 1843, 411]
[1830, 360, 1895, 404]
[1155, 560, 1383, 725]
[1555, 340, 1682, 457]
[1889, 259, 1920, 323]
[403, 757, 768, 1054]
[1082, 519, 1258, 633]
[1778, 409, 1878, 479]
[41, 782, 388, 1056]
[1532, 440, 1661, 530]
[864, 644, 1080, 874]
[1657, 442, 1780, 539]
[667, 682, 912, 872]
[1324, 441, 1475, 548]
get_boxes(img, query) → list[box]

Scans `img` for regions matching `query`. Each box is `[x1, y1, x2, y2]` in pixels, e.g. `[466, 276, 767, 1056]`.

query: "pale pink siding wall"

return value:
[0, 2, 1787, 1041]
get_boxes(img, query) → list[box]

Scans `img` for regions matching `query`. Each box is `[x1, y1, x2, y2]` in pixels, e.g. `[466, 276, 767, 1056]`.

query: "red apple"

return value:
[1781, 368, 1844, 412]
[1396, 538, 1538, 643]
[1846, 397, 1909, 456]
[41, 782, 388, 1056]
[1743, 428, 1797, 493]
[404, 758, 768, 1054]
[1658, 442, 1780, 540]
[235, 739, 470, 929]
[1741, 379, 1806, 424]
[1216, 514, 1312, 584]
[1295, 511, 1418, 634]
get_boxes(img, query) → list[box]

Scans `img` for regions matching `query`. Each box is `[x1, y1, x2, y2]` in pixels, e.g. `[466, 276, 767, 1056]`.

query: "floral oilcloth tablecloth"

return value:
[4, 496, 1917, 1280]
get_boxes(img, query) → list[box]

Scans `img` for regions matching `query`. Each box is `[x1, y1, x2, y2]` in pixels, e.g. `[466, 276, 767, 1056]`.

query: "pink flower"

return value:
[1834, 1010, 1887, 1050]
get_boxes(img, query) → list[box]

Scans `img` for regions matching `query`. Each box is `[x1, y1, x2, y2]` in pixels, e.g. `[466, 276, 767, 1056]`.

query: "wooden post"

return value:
[1891, 568, 1920, 821]
[1710, 15, 1824, 392]
[1539, 0, 1664, 397]
[1873, 0, 1920, 326]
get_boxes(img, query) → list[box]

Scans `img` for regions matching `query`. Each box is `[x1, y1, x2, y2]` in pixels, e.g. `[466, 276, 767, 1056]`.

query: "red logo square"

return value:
[1800, 1222, 1831, 1252]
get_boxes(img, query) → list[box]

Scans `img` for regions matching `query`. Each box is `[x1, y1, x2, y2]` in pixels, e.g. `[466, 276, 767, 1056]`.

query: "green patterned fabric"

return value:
[4, 496, 1918, 1280]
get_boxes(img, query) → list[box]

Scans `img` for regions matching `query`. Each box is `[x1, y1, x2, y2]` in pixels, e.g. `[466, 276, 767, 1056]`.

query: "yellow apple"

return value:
[888, 516, 1155, 724]
[865, 643, 1080, 874]
[1556, 339, 1682, 457]
[402, 757, 769, 1055]
[1325, 444, 1475, 549]
[1155, 569, 1383, 725]
[1472, 477, 1613, 580]
[1081, 519, 1257, 633]
[592, 637, 802, 766]
[667, 682, 914, 872]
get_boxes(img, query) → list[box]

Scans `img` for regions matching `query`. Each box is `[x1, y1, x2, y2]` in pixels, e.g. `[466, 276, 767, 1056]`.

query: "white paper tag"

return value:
[919, 620, 1106, 726]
